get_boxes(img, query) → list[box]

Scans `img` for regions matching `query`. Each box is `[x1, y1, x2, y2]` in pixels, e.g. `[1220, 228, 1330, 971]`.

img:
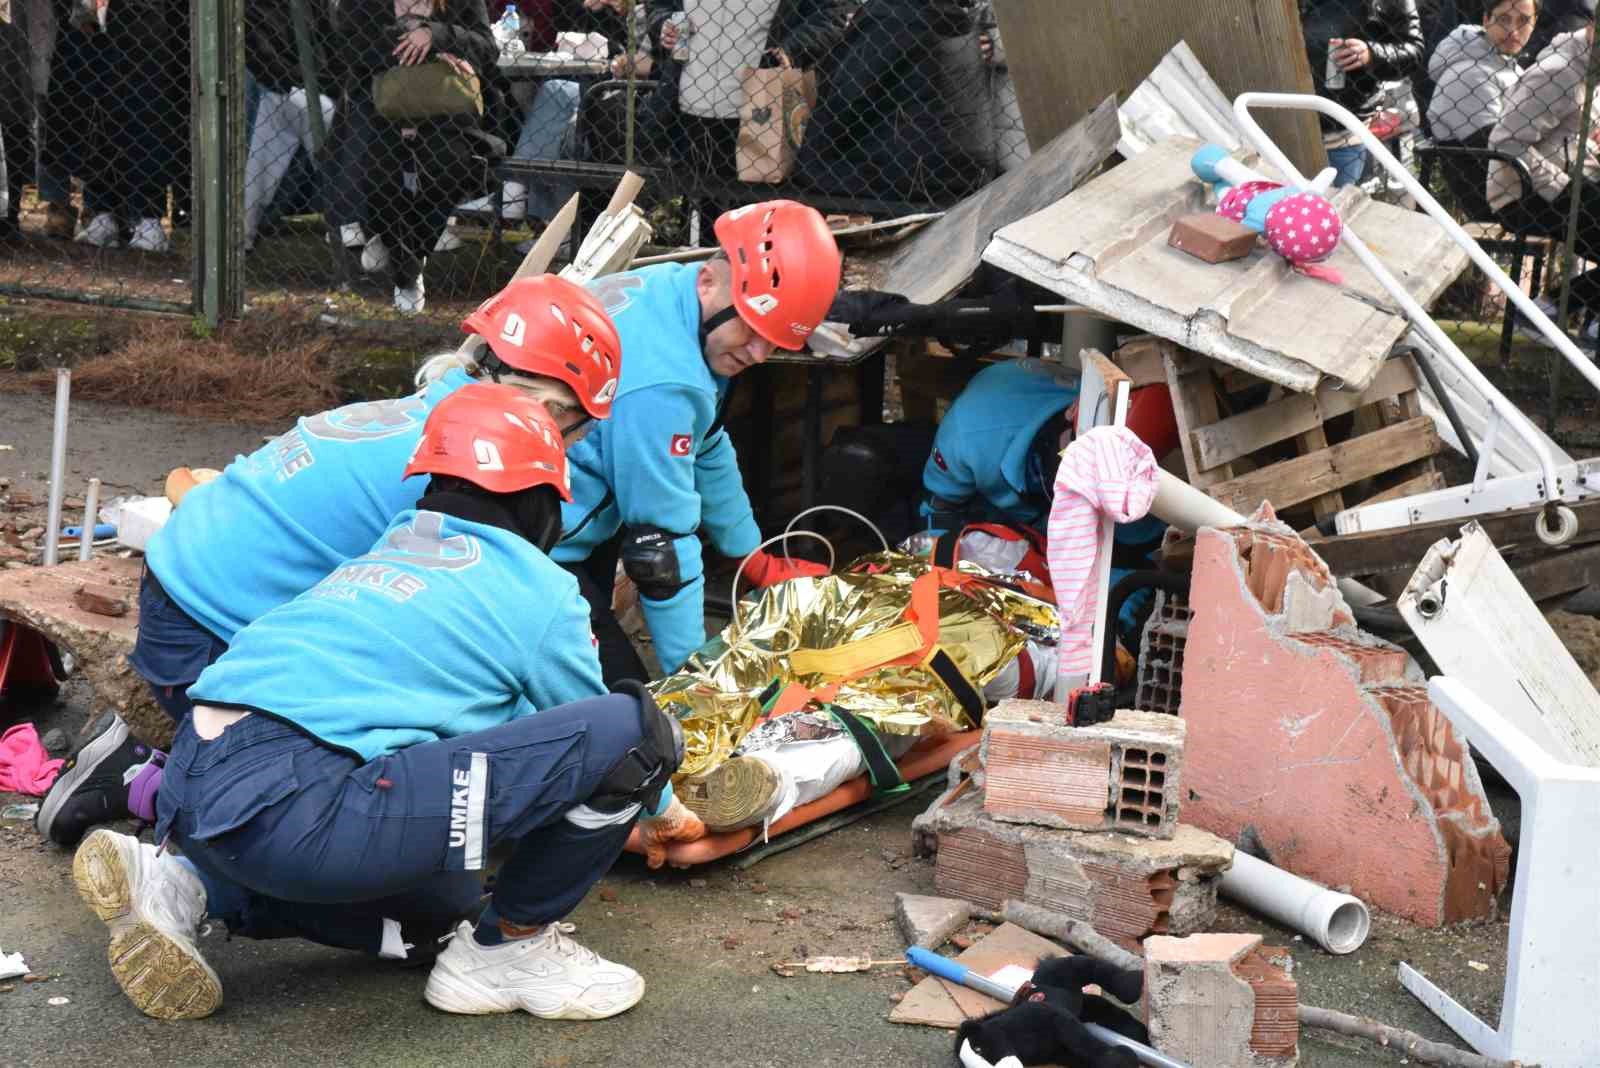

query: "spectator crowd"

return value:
[3, 0, 1600, 325]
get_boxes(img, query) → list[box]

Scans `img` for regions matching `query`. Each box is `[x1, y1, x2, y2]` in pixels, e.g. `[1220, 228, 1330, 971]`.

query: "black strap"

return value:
[933, 530, 960, 570]
[926, 648, 986, 723]
[827, 706, 907, 795]
[702, 371, 741, 448]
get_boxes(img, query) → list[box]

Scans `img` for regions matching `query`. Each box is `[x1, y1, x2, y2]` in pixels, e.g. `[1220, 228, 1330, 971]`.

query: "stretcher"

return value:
[622, 730, 979, 868]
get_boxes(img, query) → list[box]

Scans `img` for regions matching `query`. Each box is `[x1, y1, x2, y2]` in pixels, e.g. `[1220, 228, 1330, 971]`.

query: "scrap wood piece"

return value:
[999, 901, 1142, 974]
[771, 956, 905, 977]
[1299, 1006, 1525, 1068]
[889, 922, 1064, 1028]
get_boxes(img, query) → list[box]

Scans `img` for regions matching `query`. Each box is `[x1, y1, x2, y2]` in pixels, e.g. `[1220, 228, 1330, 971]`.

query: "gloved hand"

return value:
[638, 796, 706, 869]
[826, 289, 911, 331]
[741, 548, 830, 589]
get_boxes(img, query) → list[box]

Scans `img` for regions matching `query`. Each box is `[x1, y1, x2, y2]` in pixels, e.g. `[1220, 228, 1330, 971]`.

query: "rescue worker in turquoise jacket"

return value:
[920, 358, 1181, 629]
[38, 276, 624, 849]
[556, 200, 845, 679]
[72, 384, 706, 1023]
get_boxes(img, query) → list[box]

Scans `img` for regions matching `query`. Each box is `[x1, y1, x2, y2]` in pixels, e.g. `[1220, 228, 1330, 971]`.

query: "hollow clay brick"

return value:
[1144, 933, 1298, 1067]
[1180, 524, 1509, 925]
[980, 704, 1185, 838]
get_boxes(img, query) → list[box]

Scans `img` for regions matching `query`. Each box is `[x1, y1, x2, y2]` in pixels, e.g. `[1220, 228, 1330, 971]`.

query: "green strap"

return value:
[827, 706, 908, 796]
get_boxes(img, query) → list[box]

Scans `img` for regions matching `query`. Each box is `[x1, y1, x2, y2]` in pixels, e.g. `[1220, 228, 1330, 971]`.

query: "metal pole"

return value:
[43, 369, 70, 568]
[1549, 35, 1600, 433]
[77, 478, 101, 563]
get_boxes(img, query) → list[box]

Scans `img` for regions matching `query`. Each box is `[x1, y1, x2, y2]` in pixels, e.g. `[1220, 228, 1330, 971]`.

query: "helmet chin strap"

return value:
[700, 304, 741, 350]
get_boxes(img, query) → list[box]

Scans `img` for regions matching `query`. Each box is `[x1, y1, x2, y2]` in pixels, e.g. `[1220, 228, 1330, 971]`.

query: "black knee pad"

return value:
[587, 680, 685, 814]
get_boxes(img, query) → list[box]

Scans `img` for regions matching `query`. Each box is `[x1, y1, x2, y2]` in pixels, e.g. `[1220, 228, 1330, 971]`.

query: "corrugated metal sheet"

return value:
[1118, 41, 1242, 159]
[982, 137, 1471, 393]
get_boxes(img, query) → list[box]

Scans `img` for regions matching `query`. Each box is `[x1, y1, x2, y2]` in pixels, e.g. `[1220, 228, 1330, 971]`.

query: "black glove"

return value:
[827, 289, 912, 331]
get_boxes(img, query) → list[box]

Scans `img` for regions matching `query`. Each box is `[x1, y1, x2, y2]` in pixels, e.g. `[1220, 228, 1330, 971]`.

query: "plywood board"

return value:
[994, 0, 1324, 177]
[984, 137, 1471, 393]
[889, 923, 1066, 1028]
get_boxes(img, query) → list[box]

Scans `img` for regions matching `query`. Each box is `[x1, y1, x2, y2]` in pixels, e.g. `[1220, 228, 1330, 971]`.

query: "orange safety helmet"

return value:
[712, 200, 843, 351]
[404, 382, 573, 500]
[460, 274, 623, 420]
[1065, 384, 1180, 460]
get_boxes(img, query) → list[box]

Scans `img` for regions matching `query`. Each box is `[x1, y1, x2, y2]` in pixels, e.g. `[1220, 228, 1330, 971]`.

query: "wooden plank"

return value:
[1082, 348, 1133, 393]
[1164, 349, 1235, 489]
[1191, 358, 1422, 471]
[1111, 336, 1175, 387]
[1296, 424, 1347, 522]
[1307, 496, 1600, 577]
[1351, 469, 1447, 508]
[1512, 542, 1600, 605]
[1206, 417, 1443, 515]
[993, 0, 1326, 177]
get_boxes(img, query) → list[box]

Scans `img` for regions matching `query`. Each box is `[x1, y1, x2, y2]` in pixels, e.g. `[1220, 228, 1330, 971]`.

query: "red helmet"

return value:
[1064, 384, 1179, 459]
[461, 274, 623, 419]
[713, 200, 842, 351]
[404, 382, 573, 500]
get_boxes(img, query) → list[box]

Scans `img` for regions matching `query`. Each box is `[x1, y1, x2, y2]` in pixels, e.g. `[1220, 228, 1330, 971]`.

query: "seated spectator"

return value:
[243, 0, 337, 251]
[38, 0, 191, 251]
[1428, 0, 1536, 144]
[1519, 0, 1593, 63]
[342, 0, 498, 314]
[458, 0, 630, 224]
[637, 0, 848, 177]
[1490, 15, 1600, 327]
[1301, 0, 1425, 187]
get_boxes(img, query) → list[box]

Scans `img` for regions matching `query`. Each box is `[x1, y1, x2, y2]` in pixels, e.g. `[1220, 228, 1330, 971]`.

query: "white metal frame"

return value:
[1403, 677, 1600, 1067]
[1232, 93, 1600, 545]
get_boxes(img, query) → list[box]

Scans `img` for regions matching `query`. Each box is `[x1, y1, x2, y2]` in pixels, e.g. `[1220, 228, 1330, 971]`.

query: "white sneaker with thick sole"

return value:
[456, 181, 527, 221]
[361, 234, 391, 274]
[128, 218, 170, 253]
[75, 212, 121, 249]
[73, 829, 221, 1019]
[424, 921, 644, 1020]
[338, 222, 367, 248]
[394, 275, 426, 314]
[433, 221, 465, 253]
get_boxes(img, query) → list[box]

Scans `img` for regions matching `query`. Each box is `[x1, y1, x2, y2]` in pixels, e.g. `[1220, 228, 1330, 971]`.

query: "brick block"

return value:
[981, 704, 1185, 837]
[1144, 933, 1298, 1068]
[1181, 523, 1509, 925]
[1136, 590, 1191, 715]
[1169, 213, 1259, 263]
[74, 583, 129, 618]
[913, 788, 1232, 946]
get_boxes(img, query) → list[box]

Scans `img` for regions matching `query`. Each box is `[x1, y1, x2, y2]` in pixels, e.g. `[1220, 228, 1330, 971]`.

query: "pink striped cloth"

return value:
[1046, 426, 1159, 680]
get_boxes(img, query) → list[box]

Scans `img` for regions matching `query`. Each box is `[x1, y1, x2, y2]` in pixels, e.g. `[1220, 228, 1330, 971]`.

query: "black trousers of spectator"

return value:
[559, 535, 649, 687]
[40, 13, 188, 224]
[0, 18, 32, 229]
[1504, 184, 1600, 314]
[363, 117, 481, 287]
[326, 89, 380, 232]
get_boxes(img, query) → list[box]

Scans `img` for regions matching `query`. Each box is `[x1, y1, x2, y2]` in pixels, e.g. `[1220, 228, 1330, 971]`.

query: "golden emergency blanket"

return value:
[651, 552, 1059, 778]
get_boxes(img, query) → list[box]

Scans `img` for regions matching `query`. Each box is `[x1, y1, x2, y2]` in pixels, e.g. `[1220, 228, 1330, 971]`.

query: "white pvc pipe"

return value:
[77, 478, 101, 562]
[1221, 851, 1371, 955]
[42, 369, 70, 568]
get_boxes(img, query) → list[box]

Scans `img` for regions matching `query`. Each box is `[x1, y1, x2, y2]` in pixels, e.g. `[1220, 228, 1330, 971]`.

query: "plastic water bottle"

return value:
[497, 4, 525, 60]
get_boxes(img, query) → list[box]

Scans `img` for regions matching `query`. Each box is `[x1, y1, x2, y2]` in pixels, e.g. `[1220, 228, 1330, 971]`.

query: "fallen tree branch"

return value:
[999, 901, 1143, 973]
[1299, 1005, 1531, 1068]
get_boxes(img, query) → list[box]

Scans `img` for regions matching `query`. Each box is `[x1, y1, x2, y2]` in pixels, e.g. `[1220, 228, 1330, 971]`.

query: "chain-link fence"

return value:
[1, 0, 1032, 330]
[0, 0, 194, 313]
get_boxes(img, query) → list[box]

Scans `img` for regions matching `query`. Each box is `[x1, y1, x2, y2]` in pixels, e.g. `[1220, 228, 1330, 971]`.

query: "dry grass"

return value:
[21, 318, 344, 422]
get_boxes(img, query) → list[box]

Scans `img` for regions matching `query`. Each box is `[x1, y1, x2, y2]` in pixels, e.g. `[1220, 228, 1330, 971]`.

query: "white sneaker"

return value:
[433, 221, 465, 253]
[394, 275, 426, 314]
[128, 217, 170, 253]
[424, 920, 644, 1020]
[73, 829, 221, 1019]
[361, 234, 391, 274]
[339, 221, 367, 248]
[75, 212, 121, 249]
[456, 181, 527, 221]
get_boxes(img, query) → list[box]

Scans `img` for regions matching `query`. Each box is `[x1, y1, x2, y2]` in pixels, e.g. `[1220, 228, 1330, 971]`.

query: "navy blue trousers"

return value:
[155, 697, 644, 954]
[127, 566, 228, 725]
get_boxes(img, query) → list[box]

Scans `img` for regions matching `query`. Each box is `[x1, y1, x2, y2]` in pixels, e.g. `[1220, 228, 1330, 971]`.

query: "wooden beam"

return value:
[1296, 424, 1347, 522]
[1191, 358, 1421, 471]
[1513, 542, 1600, 605]
[1111, 336, 1174, 388]
[1307, 496, 1600, 576]
[1165, 349, 1235, 489]
[1351, 470, 1447, 508]
[1205, 417, 1442, 515]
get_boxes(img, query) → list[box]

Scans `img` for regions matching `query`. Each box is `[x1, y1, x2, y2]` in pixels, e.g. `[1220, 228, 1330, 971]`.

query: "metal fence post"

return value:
[1549, 37, 1600, 433]
[191, 0, 244, 327]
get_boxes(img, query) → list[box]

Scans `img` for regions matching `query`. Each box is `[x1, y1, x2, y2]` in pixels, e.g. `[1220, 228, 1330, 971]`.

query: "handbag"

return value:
[373, 59, 484, 121]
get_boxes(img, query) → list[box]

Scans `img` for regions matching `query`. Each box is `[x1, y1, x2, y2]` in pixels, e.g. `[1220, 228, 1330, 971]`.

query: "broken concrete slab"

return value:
[1180, 519, 1510, 925]
[895, 893, 973, 951]
[1144, 933, 1299, 1067]
[982, 136, 1470, 394]
[1399, 521, 1600, 768]
[914, 788, 1232, 947]
[0, 556, 168, 748]
[980, 703, 1185, 838]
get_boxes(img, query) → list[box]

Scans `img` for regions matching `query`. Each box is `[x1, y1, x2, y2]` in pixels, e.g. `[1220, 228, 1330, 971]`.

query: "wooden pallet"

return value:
[1146, 341, 1446, 525]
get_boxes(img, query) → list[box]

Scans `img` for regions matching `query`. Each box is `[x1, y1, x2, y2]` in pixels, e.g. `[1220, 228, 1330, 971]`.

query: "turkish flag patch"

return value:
[933, 447, 949, 472]
[670, 434, 693, 457]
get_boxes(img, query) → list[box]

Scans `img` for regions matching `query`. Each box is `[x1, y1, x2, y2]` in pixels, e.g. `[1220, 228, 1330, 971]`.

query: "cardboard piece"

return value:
[888, 922, 1065, 1028]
